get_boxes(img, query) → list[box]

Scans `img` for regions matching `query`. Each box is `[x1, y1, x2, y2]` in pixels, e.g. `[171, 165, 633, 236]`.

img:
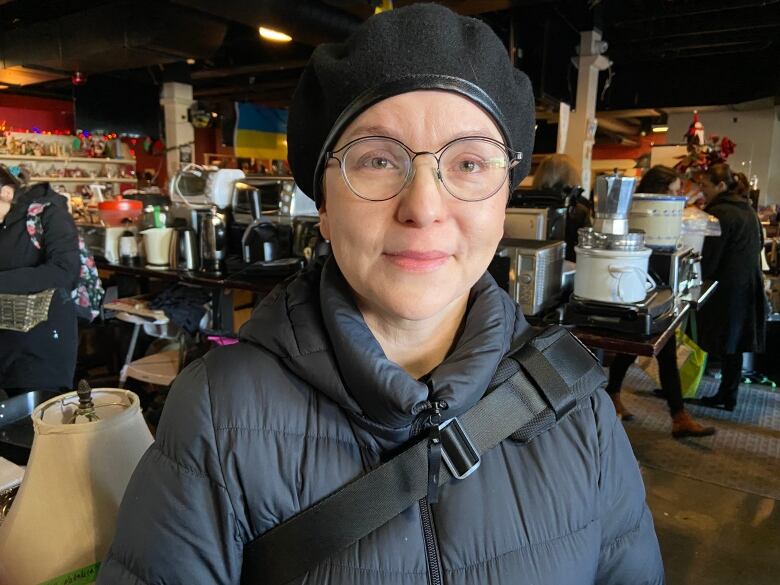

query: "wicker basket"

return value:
[0, 289, 55, 333]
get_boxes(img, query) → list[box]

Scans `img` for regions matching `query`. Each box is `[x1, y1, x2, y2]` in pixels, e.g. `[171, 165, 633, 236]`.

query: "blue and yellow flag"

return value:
[234, 103, 288, 160]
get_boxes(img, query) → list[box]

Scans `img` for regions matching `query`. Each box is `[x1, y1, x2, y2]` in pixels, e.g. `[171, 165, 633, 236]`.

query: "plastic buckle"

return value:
[439, 417, 481, 480]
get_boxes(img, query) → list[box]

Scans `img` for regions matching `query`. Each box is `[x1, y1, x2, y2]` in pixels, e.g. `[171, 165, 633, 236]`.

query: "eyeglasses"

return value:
[326, 135, 522, 202]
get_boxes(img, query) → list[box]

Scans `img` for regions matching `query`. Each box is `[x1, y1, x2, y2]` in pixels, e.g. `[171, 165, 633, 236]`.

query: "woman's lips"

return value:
[384, 250, 451, 272]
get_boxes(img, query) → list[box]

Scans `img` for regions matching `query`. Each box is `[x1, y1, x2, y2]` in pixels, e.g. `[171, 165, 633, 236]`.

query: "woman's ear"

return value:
[318, 177, 331, 240]
[717, 181, 728, 194]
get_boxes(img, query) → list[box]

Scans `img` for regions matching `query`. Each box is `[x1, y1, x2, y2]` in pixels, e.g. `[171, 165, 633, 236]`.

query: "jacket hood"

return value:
[239, 256, 527, 442]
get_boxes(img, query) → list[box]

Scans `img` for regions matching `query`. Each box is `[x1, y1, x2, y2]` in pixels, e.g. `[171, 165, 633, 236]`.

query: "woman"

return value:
[532, 153, 591, 261]
[606, 165, 715, 438]
[695, 163, 765, 410]
[0, 166, 80, 396]
[100, 6, 663, 584]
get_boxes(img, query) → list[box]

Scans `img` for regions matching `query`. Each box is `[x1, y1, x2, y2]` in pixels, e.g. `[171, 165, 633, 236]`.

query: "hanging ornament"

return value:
[142, 136, 152, 153]
[151, 138, 165, 156]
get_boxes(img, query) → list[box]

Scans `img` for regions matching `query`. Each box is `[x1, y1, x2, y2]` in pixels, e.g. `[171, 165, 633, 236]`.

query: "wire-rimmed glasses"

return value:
[326, 136, 522, 202]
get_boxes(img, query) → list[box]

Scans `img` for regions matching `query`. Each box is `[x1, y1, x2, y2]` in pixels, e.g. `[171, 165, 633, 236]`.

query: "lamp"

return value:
[0, 388, 152, 585]
[258, 26, 292, 42]
[651, 112, 669, 134]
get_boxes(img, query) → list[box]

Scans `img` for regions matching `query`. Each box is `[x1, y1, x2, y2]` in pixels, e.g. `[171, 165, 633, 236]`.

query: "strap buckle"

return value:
[439, 417, 481, 480]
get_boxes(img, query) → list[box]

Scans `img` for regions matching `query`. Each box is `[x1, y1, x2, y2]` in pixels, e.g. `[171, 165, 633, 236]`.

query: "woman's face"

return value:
[667, 178, 682, 196]
[698, 174, 725, 204]
[0, 185, 14, 204]
[320, 91, 509, 323]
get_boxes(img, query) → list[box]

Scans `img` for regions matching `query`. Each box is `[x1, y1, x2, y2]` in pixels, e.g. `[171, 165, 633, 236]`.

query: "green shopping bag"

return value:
[676, 328, 708, 398]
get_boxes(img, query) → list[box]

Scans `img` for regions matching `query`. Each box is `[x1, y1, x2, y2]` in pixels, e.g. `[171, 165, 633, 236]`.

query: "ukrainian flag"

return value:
[234, 103, 288, 160]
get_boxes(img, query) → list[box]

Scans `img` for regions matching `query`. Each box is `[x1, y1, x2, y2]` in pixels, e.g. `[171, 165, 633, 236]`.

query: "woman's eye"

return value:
[370, 157, 391, 169]
[456, 159, 482, 173]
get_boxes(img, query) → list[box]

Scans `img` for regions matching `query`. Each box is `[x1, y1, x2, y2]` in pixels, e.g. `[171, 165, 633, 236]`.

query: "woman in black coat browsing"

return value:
[695, 163, 766, 410]
[0, 166, 80, 396]
[605, 165, 715, 438]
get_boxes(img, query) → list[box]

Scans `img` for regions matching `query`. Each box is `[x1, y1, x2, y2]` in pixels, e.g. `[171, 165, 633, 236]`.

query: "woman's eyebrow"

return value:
[341, 125, 501, 145]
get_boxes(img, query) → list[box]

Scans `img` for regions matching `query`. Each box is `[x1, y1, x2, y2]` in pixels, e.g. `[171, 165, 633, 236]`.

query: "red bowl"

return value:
[98, 197, 143, 226]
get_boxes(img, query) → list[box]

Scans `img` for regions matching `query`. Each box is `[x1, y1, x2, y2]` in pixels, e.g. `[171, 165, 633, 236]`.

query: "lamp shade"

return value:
[0, 389, 152, 585]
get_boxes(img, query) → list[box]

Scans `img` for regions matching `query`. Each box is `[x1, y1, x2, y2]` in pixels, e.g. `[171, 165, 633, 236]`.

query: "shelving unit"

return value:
[0, 154, 136, 164]
[29, 176, 137, 183]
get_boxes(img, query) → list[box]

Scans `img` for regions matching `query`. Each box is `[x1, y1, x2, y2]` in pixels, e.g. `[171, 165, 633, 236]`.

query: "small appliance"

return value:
[508, 187, 576, 241]
[497, 239, 565, 316]
[169, 165, 245, 209]
[141, 227, 174, 269]
[77, 223, 133, 264]
[199, 207, 227, 273]
[563, 288, 677, 338]
[169, 226, 199, 271]
[629, 193, 687, 249]
[592, 172, 636, 235]
[648, 247, 701, 295]
[504, 208, 548, 240]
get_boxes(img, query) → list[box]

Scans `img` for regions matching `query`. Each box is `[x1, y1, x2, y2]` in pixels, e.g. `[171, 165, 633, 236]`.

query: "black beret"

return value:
[287, 3, 535, 206]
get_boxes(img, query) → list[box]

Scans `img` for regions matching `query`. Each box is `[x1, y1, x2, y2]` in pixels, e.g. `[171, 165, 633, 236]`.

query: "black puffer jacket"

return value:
[100, 259, 663, 584]
[699, 194, 766, 355]
[0, 183, 79, 391]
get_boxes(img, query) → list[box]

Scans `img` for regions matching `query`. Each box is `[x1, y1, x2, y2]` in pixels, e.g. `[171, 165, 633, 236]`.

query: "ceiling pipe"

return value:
[613, 0, 779, 27]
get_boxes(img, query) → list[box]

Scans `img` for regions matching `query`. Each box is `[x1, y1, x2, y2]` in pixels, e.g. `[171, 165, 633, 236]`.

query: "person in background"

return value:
[695, 163, 765, 410]
[0, 166, 80, 397]
[605, 165, 715, 437]
[99, 5, 663, 584]
[532, 153, 591, 261]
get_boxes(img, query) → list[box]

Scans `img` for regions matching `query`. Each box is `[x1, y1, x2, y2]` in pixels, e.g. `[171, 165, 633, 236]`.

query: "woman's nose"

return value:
[395, 159, 448, 227]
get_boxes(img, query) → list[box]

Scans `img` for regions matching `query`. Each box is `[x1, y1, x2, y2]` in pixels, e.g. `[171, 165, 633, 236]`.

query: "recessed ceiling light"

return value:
[258, 26, 292, 42]
[186, 58, 196, 65]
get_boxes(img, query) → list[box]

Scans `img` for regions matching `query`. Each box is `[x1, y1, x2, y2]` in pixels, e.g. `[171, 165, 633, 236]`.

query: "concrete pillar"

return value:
[563, 30, 611, 198]
[160, 82, 195, 179]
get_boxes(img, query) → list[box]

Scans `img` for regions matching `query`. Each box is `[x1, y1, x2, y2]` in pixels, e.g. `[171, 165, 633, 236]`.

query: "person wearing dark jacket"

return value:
[695, 163, 766, 410]
[0, 166, 80, 395]
[100, 6, 664, 584]
[606, 165, 715, 438]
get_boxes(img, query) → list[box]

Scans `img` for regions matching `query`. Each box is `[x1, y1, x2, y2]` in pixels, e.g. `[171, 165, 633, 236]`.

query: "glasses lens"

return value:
[440, 139, 510, 201]
[342, 138, 410, 201]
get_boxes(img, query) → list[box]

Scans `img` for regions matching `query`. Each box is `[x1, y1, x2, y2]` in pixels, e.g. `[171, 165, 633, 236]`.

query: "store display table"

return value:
[570, 281, 717, 357]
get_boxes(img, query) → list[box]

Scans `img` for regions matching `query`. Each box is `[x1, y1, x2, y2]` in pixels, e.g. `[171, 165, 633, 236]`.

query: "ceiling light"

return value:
[0, 84, 9, 90]
[651, 125, 669, 133]
[258, 26, 292, 42]
[186, 58, 196, 65]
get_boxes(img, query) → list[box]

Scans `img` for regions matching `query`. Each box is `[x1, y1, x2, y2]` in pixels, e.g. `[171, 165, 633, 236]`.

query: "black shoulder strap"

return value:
[241, 325, 604, 585]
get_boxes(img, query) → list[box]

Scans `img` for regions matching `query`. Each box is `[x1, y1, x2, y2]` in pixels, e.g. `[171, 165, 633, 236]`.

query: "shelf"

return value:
[31, 176, 137, 184]
[0, 154, 136, 164]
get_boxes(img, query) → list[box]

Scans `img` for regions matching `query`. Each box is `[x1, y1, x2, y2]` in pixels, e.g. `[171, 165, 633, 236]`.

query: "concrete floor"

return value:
[642, 466, 780, 585]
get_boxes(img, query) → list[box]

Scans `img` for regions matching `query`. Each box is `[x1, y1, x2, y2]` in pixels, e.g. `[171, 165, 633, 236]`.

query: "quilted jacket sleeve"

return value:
[97, 359, 243, 584]
[0, 200, 80, 294]
[594, 389, 665, 585]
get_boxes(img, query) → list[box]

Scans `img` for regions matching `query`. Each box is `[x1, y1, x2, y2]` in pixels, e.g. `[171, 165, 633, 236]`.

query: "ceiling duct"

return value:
[0, 1, 227, 85]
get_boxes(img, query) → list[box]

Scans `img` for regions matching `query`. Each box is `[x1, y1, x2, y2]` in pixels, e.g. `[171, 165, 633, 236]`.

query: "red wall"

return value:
[0, 94, 74, 132]
[592, 133, 667, 160]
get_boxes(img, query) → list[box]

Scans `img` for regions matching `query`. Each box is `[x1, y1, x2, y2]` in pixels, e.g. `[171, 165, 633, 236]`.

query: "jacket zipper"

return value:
[419, 496, 444, 585]
[418, 398, 447, 585]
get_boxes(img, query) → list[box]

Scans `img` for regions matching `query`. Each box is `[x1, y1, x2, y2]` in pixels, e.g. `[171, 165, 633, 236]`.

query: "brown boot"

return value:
[672, 409, 717, 439]
[609, 393, 635, 421]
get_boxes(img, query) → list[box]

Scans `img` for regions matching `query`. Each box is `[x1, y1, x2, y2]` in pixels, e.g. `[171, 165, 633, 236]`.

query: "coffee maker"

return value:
[199, 207, 227, 274]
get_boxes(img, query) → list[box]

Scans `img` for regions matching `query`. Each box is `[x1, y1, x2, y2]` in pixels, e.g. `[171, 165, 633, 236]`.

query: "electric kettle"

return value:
[169, 226, 199, 271]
